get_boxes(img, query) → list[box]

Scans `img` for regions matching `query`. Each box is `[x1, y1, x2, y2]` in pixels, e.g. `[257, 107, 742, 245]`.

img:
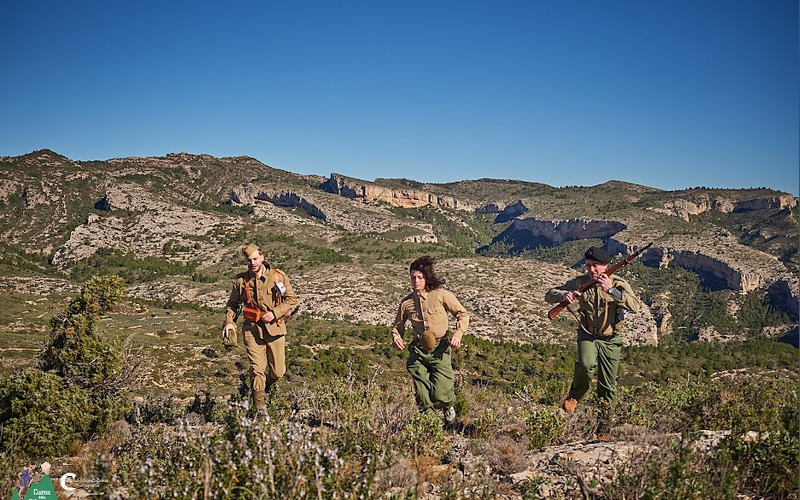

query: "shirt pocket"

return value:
[425, 304, 445, 316]
[403, 302, 424, 330]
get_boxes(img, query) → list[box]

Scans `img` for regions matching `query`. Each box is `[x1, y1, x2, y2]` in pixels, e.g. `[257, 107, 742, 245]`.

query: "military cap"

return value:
[585, 246, 610, 264]
[241, 243, 260, 257]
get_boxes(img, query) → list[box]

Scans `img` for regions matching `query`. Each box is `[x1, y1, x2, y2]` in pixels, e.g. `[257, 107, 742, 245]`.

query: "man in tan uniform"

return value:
[222, 244, 298, 409]
[391, 256, 469, 425]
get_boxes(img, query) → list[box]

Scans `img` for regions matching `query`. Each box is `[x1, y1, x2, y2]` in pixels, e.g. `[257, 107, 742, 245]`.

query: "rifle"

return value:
[547, 243, 653, 320]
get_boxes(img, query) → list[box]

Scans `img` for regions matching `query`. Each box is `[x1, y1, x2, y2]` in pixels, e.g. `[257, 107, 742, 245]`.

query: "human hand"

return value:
[563, 291, 580, 304]
[449, 336, 461, 350]
[595, 274, 613, 292]
[392, 337, 405, 350]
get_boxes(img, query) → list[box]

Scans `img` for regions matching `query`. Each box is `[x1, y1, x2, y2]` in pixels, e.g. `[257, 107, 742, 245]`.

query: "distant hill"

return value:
[0, 149, 797, 346]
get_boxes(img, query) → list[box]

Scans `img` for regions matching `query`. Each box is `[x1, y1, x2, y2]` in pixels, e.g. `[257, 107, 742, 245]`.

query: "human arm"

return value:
[545, 276, 585, 304]
[263, 270, 298, 323]
[443, 290, 469, 349]
[390, 303, 407, 350]
[222, 280, 241, 333]
[609, 278, 641, 313]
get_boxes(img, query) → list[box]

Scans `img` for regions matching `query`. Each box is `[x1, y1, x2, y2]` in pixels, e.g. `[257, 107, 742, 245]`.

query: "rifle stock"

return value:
[547, 243, 653, 320]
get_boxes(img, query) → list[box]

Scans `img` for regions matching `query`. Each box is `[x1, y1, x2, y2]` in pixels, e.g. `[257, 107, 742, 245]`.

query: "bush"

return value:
[526, 406, 566, 449]
[0, 276, 130, 458]
[39, 275, 126, 386]
[717, 430, 799, 498]
[105, 402, 380, 499]
[0, 368, 97, 457]
[396, 411, 449, 459]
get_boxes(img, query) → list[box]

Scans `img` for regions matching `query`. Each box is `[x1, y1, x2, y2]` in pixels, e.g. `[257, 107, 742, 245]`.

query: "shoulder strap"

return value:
[243, 271, 257, 308]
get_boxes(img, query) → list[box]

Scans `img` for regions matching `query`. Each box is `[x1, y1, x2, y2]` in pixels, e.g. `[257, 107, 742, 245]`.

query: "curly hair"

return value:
[409, 255, 445, 290]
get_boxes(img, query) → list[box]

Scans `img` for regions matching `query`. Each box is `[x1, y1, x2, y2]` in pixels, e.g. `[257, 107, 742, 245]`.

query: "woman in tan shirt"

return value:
[391, 256, 469, 425]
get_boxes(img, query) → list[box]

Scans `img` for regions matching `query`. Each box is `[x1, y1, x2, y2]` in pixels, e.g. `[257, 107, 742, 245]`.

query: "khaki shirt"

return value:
[391, 288, 469, 343]
[224, 264, 298, 336]
[545, 275, 640, 335]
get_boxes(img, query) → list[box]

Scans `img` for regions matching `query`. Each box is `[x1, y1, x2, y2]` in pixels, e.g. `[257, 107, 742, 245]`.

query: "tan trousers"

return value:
[243, 322, 286, 393]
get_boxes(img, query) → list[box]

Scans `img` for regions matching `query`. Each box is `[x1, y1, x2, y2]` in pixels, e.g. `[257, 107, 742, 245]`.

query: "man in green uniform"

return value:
[391, 256, 469, 425]
[545, 246, 640, 413]
[222, 244, 298, 410]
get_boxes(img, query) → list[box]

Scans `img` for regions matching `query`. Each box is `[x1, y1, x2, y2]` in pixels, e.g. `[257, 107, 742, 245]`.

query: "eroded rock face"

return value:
[322, 173, 474, 210]
[231, 184, 326, 220]
[768, 277, 800, 316]
[654, 247, 773, 292]
[498, 218, 627, 247]
[652, 194, 796, 221]
[494, 200, 529, 223]
[649, 292, 674, 336]
[475, 203, 501, 214]
[611, 241, 792, 300]
[734, 196, 797, 213]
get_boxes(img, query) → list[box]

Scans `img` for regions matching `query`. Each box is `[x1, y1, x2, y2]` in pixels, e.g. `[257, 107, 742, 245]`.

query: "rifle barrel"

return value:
[546, 242, 653, 320]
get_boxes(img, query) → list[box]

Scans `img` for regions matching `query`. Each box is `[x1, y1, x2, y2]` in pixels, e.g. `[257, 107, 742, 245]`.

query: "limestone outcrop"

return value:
[768, 276, 800, 316]
[322, 173, 475, 211]
[496, 218, 627, 247]
[651, 194, 796, 221]
[231, 184, 327, 220]
[494, 200, 529, 223]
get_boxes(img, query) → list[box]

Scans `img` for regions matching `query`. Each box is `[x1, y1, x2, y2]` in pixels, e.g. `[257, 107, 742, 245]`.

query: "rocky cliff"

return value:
[0, 150, 796, 348]
[651, 193, 797, 221]
[500, 218, 628, 247]
[321, 173, 476, 211]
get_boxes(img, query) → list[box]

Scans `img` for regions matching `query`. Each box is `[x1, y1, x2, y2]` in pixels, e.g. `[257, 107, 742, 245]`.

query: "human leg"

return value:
[427, 341, 456, 410]
[243, 324, 268, 407]
[406, 346, 435, 413]
[595, 337, 622, 407]
[264, 333, 286, 388]
[568, 332, 598, 401]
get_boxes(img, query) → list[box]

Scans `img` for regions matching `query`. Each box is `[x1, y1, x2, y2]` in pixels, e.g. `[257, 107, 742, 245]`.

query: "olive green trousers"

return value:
[406, 338, 456, 414]
[568, 330, 623, 407]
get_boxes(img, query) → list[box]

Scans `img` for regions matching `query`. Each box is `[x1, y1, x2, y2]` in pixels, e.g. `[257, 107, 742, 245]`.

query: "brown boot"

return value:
[562, 397, 578, 413]
[253, 390, 267, 410]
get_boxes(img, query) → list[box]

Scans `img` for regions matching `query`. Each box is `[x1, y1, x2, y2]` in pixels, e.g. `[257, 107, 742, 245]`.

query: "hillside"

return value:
[1, 150, 797, 347]
[0, 149, 798, 499]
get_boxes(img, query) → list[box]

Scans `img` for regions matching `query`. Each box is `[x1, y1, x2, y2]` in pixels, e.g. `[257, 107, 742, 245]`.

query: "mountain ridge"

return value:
[0, 149, 797, 347]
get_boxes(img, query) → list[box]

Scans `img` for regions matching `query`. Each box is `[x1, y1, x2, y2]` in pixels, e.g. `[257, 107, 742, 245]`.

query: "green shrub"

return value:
[525, 407, 565, 449]
[396, 411, 449, 459]
[39, 275, 126, 385]
[129, 395, 187, 425]
[717, 430, 799, 498]
[0, 368, 97, 457]
[107, 402, 380, 499]
[0, 276, 130, 458]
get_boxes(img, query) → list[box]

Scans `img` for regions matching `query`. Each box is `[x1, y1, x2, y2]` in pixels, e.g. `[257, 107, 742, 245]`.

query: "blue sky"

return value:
[1, 1, 797, 195]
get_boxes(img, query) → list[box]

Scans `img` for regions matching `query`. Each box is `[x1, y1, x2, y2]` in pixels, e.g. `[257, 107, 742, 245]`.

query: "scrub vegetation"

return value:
[1, 276, 797, 499]
[0, 151, 797, 498]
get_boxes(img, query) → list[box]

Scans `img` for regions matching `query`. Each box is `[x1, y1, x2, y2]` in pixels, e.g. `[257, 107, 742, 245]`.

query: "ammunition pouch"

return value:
[242, 306, 261, 323]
